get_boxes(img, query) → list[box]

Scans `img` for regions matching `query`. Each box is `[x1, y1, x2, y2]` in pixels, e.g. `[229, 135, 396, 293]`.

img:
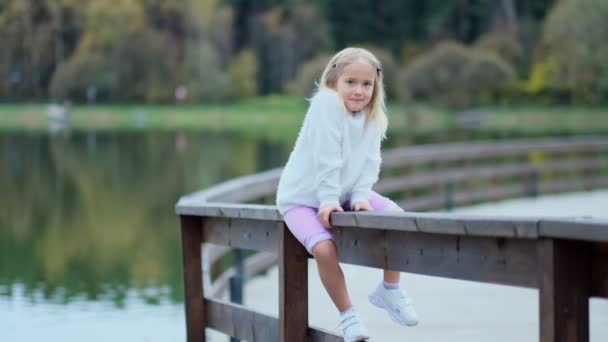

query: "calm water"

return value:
[0, 130, 295, 341]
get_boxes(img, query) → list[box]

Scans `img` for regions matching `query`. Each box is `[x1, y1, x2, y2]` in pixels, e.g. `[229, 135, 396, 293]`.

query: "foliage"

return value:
[285, 54, 331, 98]
[251, 2, 332, 94]
[522, 57, 562, 103]
[0, 0, 582, 105]
[49, 52, 115, 101]
[228, 49, 258, 99]
[400, 41, 516, 108]
[474, 30, 524, 74]
[534, 0, 608, 104]
[182, 42, 229, 102]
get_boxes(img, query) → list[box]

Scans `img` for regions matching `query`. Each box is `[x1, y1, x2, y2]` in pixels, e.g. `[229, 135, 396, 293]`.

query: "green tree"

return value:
[400, 41, 515, 108]
[227, 48, 258, 98]
[535, 0, 608, 104]
[251, 2, 332, 94]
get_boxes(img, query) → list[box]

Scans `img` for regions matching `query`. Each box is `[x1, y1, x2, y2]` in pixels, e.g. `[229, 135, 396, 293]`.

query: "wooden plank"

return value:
[375, 159, 608, 193]
[180, 215, 205, 342]
[202, 217, 281, 252]
[592, 242, 608, 298]
[331, 211, 540, 239]
[205, 298, 342, 342]
[279, 223, 309, 342]
[382, 137, 608, 167]
[538, 239, 591, 342]
[539, 177, 608, 195]
[308, 327, 342, 342]
[207, 298, 277, 341]
[331, 227, 539, 289]
[176, 202, 282, 221]
[206, 298, 278, 341]
[193, 207, 608, 243]
[539, 218, 608, 242]
[395, 184, 530, 211]
[177, 168, 282, 204]
[453, 184, 529, 205]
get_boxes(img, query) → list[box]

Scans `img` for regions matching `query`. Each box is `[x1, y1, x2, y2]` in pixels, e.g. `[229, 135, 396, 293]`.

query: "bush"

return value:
[535, 0, 608, 104]
[182, 42, 229, 102]
[49, 52, 116, 102]
[399, 41, 515, 109]
[285, 54, 331, 98]
[227, 49, 258, 99]
[474, 31, 524, 74]
[118, 29, 177, 102]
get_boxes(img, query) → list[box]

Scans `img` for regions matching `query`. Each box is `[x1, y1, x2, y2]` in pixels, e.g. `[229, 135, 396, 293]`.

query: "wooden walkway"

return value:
[176, 137, 608, 342]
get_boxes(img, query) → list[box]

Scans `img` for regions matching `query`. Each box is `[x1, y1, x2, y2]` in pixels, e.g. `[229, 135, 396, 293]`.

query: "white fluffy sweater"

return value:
[276, 89, 382, 215]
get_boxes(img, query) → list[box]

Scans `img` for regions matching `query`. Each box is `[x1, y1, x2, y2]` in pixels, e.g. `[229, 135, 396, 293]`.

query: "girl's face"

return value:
[334, 61, 376, 113]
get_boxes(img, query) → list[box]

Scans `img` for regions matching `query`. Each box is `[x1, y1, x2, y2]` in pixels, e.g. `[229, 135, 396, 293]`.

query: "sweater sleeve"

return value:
[350, 127, 382, 207]
[311, 91, 345, 207]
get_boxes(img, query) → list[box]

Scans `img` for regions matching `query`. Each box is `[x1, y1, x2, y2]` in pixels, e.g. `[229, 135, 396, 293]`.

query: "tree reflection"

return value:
[0, 131, 289, 306]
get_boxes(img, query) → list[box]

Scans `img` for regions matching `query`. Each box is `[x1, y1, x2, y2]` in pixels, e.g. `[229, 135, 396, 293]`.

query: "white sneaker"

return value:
[337, 310, 370, 342]
[368, 283, 419, 326]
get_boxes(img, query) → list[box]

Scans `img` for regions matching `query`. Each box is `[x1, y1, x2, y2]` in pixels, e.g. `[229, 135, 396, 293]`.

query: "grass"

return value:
[1, 97, 607, 138]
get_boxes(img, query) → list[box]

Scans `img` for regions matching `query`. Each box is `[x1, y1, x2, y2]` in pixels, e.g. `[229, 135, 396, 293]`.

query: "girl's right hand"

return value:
[317, 204, 344, 229]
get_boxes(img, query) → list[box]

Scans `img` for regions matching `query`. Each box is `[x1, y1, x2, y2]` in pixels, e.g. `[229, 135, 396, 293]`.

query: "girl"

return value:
[276, 47, 418, 341]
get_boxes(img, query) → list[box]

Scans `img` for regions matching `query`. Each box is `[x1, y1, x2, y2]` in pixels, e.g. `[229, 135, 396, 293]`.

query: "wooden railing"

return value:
[176, 137, 608, 342]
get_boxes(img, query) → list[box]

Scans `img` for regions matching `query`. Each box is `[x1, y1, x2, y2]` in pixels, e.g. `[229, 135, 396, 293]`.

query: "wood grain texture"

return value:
[538, 239, 591, 342]
[332, 227, 539, 288]
[205, 298, 342, 342]
[279, 223, 309, 342]
[202, 217, 281, 252]
[592, 242, 608, 298]
[180, 215, 205, 342]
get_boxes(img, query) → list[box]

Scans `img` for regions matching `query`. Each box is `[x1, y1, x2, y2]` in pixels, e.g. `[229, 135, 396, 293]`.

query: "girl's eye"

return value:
[364, 82, 372, 87]
[346, 80, 354, 84]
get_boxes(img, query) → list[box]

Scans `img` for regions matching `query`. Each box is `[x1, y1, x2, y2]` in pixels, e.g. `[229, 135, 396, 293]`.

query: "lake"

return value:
[0, 130, 293, 341]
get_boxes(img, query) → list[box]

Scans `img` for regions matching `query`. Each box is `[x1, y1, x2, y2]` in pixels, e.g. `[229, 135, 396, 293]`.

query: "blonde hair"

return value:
[317, 47, 388, 138]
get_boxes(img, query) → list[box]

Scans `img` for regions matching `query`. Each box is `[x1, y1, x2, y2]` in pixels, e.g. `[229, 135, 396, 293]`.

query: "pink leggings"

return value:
[282, 192, 398, 254]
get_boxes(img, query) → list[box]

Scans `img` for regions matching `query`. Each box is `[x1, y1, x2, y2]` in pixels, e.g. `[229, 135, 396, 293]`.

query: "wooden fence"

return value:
[176, 137, 608, 342]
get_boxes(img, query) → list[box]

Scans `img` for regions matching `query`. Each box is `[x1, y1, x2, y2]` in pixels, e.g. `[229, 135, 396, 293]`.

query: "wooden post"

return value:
[538, 239, 591, 342]
[279, 223, 309, 342]
[230, 249, 244, 342]
[444, 181, 454, 211]
[180, 215, 205, 342]
[528, 170, 539, 198]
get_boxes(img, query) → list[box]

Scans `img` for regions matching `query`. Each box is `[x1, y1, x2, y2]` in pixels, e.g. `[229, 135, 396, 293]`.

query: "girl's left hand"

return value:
[352, 202, 373, 211]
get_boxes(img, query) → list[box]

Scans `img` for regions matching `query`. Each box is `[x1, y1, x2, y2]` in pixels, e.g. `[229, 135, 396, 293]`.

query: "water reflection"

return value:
[0, 131, 291, 307]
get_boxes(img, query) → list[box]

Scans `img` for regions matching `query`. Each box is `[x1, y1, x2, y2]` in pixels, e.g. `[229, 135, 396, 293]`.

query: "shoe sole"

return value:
[368, 293, 418, 327]
[345, 336, 370, 342]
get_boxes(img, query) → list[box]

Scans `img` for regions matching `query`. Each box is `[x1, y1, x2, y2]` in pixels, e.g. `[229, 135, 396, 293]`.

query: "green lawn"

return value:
[1, 98, 607, 137]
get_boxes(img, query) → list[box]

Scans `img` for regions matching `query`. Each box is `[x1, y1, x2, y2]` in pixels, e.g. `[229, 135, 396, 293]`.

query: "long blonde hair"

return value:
[317, 47, 388, 138]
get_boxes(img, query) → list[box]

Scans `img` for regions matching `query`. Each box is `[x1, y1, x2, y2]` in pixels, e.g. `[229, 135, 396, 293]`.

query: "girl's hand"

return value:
[352, 202, 373, 211]
[317, 204, 344, 228]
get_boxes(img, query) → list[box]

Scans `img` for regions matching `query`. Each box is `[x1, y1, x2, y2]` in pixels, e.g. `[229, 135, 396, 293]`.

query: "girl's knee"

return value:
[391, 206, 404, 212]
[312, 240, 338, 261]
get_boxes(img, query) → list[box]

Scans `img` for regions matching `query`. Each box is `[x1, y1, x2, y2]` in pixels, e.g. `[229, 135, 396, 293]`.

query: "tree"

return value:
[535, 0, 608, 104]
[251, 2, 332, 94]
[400, 41, 515, 108]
